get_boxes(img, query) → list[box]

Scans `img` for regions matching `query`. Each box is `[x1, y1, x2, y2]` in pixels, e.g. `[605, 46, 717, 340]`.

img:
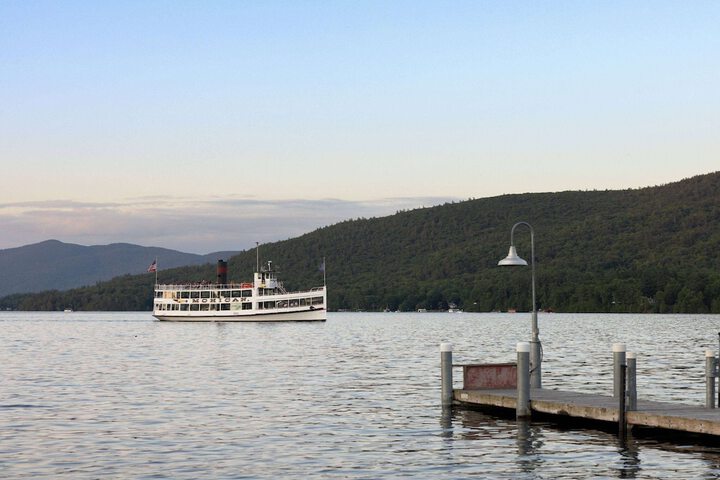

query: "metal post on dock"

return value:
[440, 343, 453, 407]
[517, 342, 531, 418]
[626, 352, 637, 411]
[619, 362, 627, 440]
[706, 349, 716, 409]
[613, 343, 626, 399]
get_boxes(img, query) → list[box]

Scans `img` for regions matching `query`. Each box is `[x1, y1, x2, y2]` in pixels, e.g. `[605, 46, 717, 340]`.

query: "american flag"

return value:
[147, 259, 157, 273]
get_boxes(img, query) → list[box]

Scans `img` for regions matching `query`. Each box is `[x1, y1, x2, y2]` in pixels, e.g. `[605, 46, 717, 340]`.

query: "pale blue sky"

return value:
[1, 1, 718, 252]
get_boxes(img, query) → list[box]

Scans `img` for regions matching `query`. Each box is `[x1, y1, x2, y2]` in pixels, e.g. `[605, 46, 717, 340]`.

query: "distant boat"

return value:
[152, 257, 326, 322]
[63, 308, 73, 313]
[447, 303, 463, 313]
[417, 308, 427, 313]
[507, 308, 517, 314]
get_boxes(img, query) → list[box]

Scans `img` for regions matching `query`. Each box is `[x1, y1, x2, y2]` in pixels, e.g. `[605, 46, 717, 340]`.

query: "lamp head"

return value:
[498, 245, 528, 266]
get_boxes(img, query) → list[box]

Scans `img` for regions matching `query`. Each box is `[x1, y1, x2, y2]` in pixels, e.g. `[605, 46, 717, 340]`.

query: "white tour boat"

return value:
[152, 259, 327, 322]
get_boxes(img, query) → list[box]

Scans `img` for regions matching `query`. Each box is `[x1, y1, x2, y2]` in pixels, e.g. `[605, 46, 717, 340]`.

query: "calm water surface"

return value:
[2, 312, 720, 479]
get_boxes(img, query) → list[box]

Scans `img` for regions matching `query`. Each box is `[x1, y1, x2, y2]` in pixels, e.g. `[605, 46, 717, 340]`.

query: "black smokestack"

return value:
[217, 259, 228, 285]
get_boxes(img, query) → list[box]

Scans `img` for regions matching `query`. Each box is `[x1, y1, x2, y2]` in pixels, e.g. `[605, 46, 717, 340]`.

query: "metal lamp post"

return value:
[498, 221, 542, 388]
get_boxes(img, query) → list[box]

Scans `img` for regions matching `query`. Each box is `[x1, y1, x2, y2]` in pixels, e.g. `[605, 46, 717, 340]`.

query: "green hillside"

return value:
[2, 172, 720, 313]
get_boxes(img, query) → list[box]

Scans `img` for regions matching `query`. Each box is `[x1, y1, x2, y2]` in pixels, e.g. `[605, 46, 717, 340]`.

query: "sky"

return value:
[1, 1, 718, 253]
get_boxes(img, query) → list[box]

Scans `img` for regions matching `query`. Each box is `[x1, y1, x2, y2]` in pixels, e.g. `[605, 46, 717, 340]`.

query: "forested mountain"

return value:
[0, 240, 238, 297]
[2, 172, 719, 313]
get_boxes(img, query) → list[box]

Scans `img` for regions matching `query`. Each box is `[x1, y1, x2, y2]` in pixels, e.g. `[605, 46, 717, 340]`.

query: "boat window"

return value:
[190, 291, 200, 299]
[155, 291, 162, 298]
[180, 291, 190, 299]
[242, 303, 252, 310]
[200, 304, 210, 311]
[242, 290, 252, 298]
[220, 291, 231, 298]
[181, 305, 189, 311]
[201, 291, 211, 299]
[231, 290, 241, 297]
[221, 304, 230, 311]
[190, 304, 200, 311]
[262, 301, 276, 309]
[312, 297, 324, 305]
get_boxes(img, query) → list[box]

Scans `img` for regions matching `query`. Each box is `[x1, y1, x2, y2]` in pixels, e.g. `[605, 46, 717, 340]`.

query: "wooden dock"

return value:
[454, 387, 720, 436]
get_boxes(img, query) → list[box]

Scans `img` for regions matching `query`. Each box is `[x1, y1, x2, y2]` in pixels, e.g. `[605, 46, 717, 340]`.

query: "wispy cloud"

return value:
[0, 195, 459, 253]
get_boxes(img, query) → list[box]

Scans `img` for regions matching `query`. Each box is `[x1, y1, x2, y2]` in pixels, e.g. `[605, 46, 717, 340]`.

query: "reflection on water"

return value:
[617, 436, 641, 479]
[2, 311, 720, 478]
[515, 419, 541, 474]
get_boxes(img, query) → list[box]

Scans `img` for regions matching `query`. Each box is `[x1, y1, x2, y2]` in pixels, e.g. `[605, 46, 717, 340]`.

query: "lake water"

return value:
[2, 312, 720, 479]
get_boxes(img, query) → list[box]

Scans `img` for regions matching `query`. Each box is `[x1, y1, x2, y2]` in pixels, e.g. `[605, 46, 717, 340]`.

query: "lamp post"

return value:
[498, 221, 541, 388]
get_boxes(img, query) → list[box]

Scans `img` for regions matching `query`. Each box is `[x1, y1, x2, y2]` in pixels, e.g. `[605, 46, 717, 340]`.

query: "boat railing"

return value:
[257, 286, 324, 297]
[155, 283, 252, 291]
[155, 284, 326, 294]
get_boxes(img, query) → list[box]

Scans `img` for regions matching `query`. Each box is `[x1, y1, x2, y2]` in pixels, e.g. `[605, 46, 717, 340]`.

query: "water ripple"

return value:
[2, 311, 720, 478]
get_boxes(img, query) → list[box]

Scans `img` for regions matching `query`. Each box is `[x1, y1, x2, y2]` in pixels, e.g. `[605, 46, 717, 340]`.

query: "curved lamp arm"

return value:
[508, 222, 537, 341]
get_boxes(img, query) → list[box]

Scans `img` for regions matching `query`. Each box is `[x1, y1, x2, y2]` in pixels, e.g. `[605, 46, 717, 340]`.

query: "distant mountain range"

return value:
[0, 240, 238, 298]
[2, 171, 720, 313]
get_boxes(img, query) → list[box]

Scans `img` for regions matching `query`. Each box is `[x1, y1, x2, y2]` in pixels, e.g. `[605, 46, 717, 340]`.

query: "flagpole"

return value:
[323, 256, 326, 286]
[155, 258, 158, 285]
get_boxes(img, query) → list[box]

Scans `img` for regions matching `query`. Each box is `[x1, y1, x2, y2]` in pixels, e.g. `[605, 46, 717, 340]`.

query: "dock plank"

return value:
[454, 388, 720, 436]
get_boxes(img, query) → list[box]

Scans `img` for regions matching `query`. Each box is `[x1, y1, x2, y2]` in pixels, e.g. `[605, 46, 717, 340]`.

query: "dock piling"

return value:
[613, 343, 626, 399]
[706, 349, 716, 409]
[440, 342, 453, 407]
[626, 352, 637, 411]
[619, 362, 627, 439]
[517, 342, 531, 418]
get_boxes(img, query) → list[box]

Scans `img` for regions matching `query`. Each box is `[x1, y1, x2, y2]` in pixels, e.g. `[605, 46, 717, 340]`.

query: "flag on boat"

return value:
[318, 260, 325, 273]
[147, 259, 157, 273]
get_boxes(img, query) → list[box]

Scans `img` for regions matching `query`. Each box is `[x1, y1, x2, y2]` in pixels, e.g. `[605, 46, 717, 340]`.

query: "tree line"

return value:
[2, 172, 719, 313]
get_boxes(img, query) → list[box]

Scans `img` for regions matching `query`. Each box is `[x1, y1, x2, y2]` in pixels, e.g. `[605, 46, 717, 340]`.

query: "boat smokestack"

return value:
[217, 259, 228, 285]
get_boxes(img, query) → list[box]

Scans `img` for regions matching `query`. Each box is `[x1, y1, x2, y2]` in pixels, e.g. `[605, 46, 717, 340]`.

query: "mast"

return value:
[256, 241, 259, 272]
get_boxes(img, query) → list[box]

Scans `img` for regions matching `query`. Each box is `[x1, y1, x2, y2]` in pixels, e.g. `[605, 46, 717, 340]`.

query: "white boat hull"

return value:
[154, 307, 326, 322]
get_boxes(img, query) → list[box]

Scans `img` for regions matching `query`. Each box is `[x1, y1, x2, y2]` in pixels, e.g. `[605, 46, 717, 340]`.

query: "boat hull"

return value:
[153, 308, 326, 322]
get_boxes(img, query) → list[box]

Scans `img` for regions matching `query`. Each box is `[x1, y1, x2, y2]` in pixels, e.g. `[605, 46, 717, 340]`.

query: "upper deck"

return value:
[155, 283, 254, 291]
[154, 283, 325, 297]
